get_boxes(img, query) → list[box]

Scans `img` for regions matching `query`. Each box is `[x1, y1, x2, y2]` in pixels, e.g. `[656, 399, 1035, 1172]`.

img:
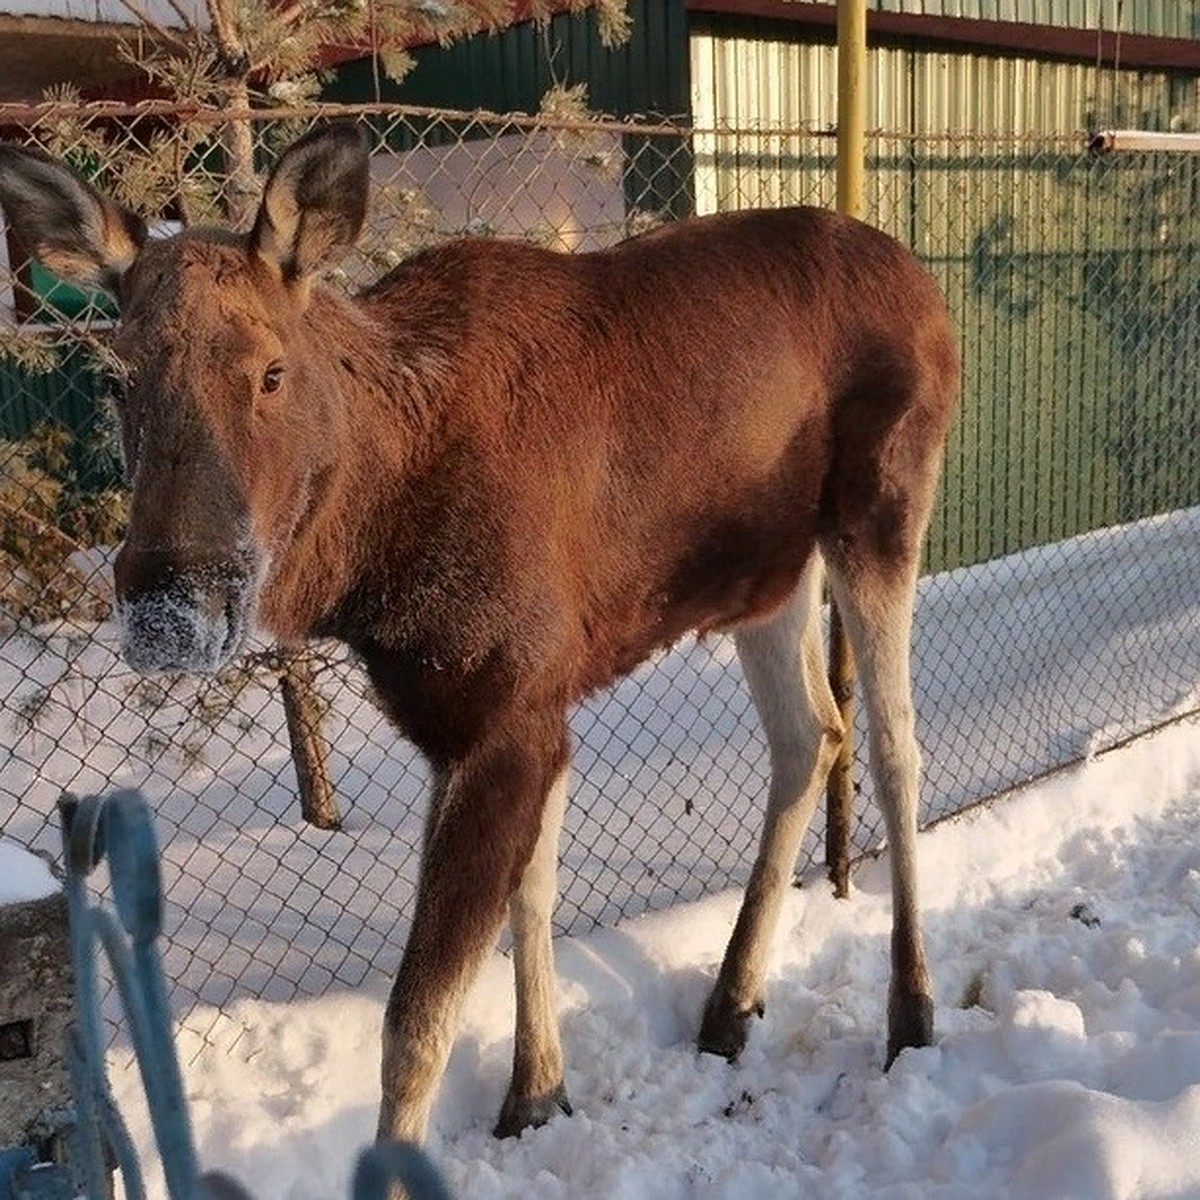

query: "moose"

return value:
[0, 126, 958, 1148]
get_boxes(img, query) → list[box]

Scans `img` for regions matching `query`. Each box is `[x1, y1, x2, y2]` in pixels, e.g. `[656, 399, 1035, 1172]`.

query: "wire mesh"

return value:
[1, 101, 1198, 1049]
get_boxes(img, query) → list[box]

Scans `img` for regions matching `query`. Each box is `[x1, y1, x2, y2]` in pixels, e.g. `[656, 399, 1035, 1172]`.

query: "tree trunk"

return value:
[220, 78, 259, 229]
[280, 651, 341, 831]
[210, 65, 339, 830]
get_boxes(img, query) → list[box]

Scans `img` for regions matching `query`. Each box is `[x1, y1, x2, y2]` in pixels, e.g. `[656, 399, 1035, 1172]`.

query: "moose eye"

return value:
[261, 362, 285, 394]
[106, 371, 132, 406]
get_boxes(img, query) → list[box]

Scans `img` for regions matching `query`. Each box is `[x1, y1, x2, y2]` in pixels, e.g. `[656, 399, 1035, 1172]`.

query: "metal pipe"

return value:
[836, 0, 867, 219]
[827, 0, 867, 900]
[1089, 128, 1200, 153]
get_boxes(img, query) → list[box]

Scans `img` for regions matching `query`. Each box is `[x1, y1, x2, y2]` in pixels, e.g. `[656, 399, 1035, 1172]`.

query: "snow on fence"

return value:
[2, 100, 1199, 1049]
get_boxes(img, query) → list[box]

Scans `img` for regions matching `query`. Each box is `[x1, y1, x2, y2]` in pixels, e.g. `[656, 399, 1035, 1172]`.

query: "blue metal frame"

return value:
[55, 790, 455, 1200]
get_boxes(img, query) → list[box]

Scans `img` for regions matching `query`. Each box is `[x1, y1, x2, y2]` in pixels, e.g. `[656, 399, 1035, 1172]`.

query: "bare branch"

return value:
[205, 0, 240, 53]
[113, 0, 193, 51]
[163, 0, 199, 28]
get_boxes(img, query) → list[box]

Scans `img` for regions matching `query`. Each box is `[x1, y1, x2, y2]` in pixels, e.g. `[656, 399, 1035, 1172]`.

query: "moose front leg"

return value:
[376, 717, 570, 1145]
[495, 763, 571, 1137]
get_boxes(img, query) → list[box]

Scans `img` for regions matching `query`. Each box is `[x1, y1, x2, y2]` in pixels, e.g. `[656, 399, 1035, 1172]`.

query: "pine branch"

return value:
[269, 0, 311, 30]
[0, 494, 91, 564]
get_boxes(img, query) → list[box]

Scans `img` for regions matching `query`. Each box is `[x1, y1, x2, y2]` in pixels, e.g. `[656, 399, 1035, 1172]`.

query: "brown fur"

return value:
[154, 210, 952, 762]
[0, 128, 958, 1150]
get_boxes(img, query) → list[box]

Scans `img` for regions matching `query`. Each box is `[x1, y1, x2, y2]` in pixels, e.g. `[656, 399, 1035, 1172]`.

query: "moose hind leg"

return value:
[376, 716, 569, 1145]
[495, 763, 572, 1137]
[699, 557, 844, 1059]
[824, 552, 934, 1065]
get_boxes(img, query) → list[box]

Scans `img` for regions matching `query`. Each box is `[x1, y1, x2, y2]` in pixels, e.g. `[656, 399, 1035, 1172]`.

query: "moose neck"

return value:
[252, 282, 446, 647]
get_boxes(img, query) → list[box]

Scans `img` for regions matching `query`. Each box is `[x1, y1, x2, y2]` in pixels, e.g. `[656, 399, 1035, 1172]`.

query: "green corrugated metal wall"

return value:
[323, 0, 1200, 118]
[324, 0, 692, 118]
[690, 18, 1200, 572]
[0, 343, 117, 490]
[690, 16, 1200, 135]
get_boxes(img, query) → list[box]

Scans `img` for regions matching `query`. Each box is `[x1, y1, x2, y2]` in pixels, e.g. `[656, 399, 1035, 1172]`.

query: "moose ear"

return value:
[250, 124, 370, 287]
[0, 143, 146, 295]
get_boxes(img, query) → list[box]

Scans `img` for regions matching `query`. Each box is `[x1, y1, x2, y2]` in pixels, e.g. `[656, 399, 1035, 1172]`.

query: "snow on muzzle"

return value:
[114, 549, 254, 675]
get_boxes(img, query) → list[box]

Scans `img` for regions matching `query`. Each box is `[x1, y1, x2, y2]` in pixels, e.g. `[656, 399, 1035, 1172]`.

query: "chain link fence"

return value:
[2, 101, 1199, 1049]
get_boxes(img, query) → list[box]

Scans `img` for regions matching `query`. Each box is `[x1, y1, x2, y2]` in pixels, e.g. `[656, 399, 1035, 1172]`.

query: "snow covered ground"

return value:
[99, 715, 1200, 1200]
[0, 840, 58, 902]
[4, 508, 1200, 1198]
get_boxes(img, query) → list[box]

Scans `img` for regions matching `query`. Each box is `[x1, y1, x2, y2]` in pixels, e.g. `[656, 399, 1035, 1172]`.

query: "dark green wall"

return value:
[323, 1, 696, 219]
[324, 0, 691, 119]
[0, 344, 119, 490]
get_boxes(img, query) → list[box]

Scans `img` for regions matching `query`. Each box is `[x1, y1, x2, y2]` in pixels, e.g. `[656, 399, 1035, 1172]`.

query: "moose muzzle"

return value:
[113, 546, 252, 675]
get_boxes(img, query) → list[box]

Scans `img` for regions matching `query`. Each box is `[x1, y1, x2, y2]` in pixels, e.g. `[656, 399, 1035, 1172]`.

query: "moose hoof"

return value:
[697, 988, 764, 1061]
[886, 993, 934, 1068]
[493, 1083, 573, 1139]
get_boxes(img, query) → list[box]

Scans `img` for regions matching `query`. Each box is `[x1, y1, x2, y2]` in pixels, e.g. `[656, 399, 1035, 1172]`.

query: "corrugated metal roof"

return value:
[791, 0, 1197, 39]
[0, 0, 195, 21]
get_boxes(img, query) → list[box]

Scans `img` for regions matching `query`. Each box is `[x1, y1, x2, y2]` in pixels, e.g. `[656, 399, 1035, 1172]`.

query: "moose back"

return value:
[0, 126, 958, 1146]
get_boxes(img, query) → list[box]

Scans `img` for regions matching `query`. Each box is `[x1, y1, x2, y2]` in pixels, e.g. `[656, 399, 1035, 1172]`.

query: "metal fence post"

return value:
[826, 0, 867, 899]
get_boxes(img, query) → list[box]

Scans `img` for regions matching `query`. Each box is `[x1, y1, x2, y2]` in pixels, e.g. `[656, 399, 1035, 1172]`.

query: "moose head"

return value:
[0, 127, 369, 673]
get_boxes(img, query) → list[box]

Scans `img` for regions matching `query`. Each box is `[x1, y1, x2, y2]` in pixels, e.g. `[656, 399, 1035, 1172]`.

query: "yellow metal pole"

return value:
[836, 0, 867, 219]
[826, 0, 867, 900]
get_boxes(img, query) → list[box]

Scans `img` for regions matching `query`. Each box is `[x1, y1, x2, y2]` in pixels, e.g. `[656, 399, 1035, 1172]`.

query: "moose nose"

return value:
[113, 545, 249, 675]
